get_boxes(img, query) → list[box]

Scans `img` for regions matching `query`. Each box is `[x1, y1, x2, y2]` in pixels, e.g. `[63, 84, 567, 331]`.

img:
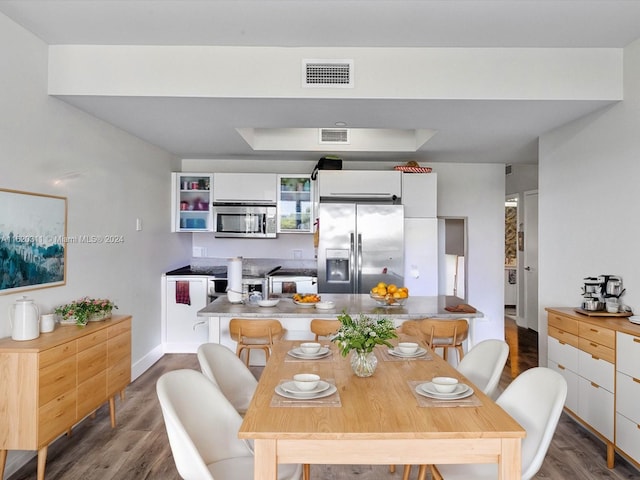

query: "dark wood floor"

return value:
[7, 319, 640, 479]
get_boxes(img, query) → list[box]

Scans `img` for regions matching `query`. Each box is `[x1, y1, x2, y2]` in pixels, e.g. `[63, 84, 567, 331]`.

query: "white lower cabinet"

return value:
[163, 276, 209, 353]
[546, 309, 619, 468]
[578, 376, 614, 441]
[548, 359, 579, 413]
[615, 331, 640, 465]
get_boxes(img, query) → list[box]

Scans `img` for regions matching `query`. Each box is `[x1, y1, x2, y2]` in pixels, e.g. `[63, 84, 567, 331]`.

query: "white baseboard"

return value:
[131, 344, 164, 381]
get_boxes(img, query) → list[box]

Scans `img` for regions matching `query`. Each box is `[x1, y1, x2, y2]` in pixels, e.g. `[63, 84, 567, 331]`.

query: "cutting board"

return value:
[574, 308, 633, 317]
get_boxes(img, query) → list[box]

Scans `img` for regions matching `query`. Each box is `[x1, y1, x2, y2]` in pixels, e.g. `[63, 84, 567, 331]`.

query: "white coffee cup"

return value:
[40, 313, 56, 333]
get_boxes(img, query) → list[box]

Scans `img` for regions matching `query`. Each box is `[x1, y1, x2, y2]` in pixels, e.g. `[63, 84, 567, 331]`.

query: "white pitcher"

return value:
[10, 296, 40, 341]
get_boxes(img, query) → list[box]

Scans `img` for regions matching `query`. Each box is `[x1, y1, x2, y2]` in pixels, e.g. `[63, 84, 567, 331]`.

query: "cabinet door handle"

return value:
[590, 381, 600, 389]
[633, 377, 640, 384]
[591, 355, 600, 361]
[557, 364, 566, 370]
[634, 338, 640, 344]
[590, 328, 599, 333]
[559, 341, 567, 346]
[590, 342, 598, 348]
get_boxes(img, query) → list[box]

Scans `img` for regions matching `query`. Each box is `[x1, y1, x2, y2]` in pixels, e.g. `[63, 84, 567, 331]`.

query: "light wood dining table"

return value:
[239, 340, 525, 480]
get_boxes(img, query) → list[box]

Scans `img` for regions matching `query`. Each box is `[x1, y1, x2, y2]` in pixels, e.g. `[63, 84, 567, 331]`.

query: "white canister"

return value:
[41, 313, 57, 333]
[227, 256, 244, 303]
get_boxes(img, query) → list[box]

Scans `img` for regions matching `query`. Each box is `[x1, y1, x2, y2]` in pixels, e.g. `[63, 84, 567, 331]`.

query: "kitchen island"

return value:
[198, 294, 483, 365]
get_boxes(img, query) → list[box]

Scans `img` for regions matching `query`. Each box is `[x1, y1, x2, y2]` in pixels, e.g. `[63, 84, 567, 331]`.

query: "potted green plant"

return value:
[54, 297, 118, 326]
[332, 311, 397, 377]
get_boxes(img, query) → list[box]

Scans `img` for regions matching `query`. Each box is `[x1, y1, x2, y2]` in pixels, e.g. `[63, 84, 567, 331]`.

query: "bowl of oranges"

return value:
[370, 282, 409, 307]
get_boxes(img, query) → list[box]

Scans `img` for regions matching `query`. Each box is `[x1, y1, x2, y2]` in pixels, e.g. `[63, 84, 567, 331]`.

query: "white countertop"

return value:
[197, 294, 484, 319]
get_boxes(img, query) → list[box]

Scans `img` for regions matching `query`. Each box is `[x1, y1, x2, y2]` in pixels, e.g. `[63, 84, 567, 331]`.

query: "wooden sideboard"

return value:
[546, 307, 640, 470]
[0, 315, 132, 480]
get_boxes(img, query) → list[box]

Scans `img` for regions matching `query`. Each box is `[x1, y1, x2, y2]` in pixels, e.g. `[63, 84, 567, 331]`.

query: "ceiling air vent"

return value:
[319, 128, 350, 144]
[303, 59, 354, 88]
[505, 164, 512, 175]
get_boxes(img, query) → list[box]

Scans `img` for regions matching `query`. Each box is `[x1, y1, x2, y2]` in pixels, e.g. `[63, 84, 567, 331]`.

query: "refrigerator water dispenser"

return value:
[325, 249, 350, 283]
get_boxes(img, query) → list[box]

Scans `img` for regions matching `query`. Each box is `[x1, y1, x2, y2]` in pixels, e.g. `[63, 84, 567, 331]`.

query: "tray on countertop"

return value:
[574, 308, 632, 317]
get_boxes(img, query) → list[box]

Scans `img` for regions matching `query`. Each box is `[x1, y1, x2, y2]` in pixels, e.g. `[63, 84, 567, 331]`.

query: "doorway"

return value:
[504, 196, 518, 317]
[438, 217, 467, 300]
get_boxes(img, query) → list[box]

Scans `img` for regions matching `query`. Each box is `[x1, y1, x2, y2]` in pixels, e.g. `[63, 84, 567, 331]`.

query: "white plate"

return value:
[416, 383, 474, 400]
[275, 383, 337, 400]
[388, 347, 427, 358]
[293, 300, 319, 308]
[628, 315, 640, 325]
[280, 380, 331, 396]
[420, 382, 470, 397]
[288, 347, 331, 359]
[315, 301, 336, 310]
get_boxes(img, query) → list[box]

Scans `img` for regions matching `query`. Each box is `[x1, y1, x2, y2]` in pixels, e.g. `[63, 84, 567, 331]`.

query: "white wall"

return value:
[538, 38, 640, 364]
[0, 13, 190, 468]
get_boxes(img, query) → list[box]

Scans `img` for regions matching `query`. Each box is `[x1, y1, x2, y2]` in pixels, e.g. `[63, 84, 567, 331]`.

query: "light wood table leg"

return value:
[120, 388, 126, 402]
[253, 439, 277, 480]
[109, 396, 117, 428]
[498, 438, 521, 480]
[37, 446, 48, 480]
[0, 449, 7, 479]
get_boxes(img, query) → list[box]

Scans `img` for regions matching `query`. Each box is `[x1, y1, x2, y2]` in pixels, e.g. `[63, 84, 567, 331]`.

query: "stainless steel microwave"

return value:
[212, 204, 277, 238]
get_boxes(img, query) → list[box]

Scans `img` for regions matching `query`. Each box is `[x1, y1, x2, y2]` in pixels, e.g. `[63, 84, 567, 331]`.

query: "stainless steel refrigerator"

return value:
[318, 203, 404, 293]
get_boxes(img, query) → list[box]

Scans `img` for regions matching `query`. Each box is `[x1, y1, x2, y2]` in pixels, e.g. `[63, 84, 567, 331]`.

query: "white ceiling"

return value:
[2, 0, 640, 165]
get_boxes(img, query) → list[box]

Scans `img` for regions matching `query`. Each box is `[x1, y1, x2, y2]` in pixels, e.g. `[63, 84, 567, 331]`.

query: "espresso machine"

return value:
[581, 275, 625, 312]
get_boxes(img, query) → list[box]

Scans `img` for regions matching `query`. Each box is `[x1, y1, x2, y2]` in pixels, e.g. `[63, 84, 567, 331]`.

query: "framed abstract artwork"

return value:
[0, 188, 67, 294]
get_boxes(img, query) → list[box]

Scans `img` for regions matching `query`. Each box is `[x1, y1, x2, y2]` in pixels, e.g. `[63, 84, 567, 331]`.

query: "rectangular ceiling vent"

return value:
[303, 59, 354, 88]
[319, 128, 350, 144]
[505, 164, 513, 175]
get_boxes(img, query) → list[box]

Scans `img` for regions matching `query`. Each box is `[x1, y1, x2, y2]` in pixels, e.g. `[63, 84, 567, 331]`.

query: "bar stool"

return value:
[309, 319, 341, 341]
[228, 318, 285, 366]
[418, 318, 469, 362]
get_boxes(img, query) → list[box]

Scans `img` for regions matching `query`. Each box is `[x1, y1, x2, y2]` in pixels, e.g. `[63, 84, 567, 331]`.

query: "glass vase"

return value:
[350, 350, 378, 377]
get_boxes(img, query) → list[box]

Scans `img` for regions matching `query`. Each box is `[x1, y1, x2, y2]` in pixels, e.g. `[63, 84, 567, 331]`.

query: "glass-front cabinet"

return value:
[277, 175, 313, 233]
[171, 172, 214, 232]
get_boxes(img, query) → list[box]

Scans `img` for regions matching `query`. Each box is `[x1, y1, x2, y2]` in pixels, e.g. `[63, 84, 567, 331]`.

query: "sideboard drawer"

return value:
[39, 356, 76, 407]
[617, 332, 640, 378]
[579, 337, 615, 364]
[40, 341, 75, 369]
[579, 323, 615, 349]
[38, 391, 76, 446]
[77, 343, 107, 384]
[77, 330, 108, 352]
[548, 325, 579, 349]
[548, 313, 579, 335]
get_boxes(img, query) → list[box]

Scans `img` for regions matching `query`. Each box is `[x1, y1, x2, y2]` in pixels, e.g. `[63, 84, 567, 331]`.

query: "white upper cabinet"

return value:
[213, 173, 277, 204]
[171, 172, 214, 232]
[402, 172, 437, 218]
[318, 170, 401, 200]
[277, 175, 313, 233]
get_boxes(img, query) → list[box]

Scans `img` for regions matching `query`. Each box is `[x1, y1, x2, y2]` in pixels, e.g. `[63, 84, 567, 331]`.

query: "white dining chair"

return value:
[156, 369, 302, 480]
[399, 339, 510, 480]
[427, 367, 567, 480]
[197, 343, 258, 415]
[457, 339, 510, 399]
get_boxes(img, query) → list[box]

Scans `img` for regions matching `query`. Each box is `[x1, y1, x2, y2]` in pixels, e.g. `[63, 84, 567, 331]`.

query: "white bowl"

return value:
[397, 342, 419, 354]
[293, 373, 320, 391]
[431, 376, 459, 393]
[258, 298, 280, 307]
[315, 301, 336, 310]
[300, 342, 321, 354]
